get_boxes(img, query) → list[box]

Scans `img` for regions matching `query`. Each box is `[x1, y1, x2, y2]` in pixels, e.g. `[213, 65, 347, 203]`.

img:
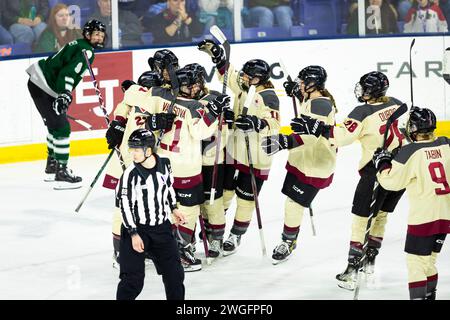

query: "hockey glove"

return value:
[372, 148, 393, 172]
[283, 80, 303, 101]
[106, 120, 126, 149]
[121, 80, 136, 92]
[261, 134, 294, 156]
[207, 94, 230, 118]
[235, 115, 268, 133]
[223, 108, 235, 128]
[52, 91, 72, 116]
[290, 115, 330, 138]
[197, 39, 226, 69]
[146, 113, 176, 131]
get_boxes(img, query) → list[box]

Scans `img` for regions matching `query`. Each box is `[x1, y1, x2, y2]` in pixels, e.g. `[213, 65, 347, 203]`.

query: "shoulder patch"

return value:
[347, 105, 369, 122]
[311, 98, 333, 117]
[259, 90, 279, 111]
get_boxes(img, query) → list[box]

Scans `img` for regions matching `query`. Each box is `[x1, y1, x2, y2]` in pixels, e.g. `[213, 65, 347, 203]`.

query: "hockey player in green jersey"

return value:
[26, 19, 106, 190]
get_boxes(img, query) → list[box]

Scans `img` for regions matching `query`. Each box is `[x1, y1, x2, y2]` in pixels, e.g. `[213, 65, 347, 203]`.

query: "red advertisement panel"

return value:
[69, 51, 133, 131]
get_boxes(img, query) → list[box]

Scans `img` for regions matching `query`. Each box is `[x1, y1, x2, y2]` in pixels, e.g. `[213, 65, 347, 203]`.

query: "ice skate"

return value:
[272, 239, 297, 265]
[54, 163, 82, 190]
[180, 243, 202, 272]
[44, 157, 57, 182]
[222, 233, 241, 256]
[336, 259, 359, 291]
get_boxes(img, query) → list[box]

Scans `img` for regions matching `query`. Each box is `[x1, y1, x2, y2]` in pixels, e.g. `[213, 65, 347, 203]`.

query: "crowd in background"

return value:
[0, 0, 449, 56]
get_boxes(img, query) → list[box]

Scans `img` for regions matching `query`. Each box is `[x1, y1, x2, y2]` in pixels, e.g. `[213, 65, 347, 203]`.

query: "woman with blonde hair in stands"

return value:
[34, 3, 82, 53]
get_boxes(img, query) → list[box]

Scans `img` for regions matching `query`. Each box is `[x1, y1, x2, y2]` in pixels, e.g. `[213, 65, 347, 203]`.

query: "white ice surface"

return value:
[1, 143, 449, 300]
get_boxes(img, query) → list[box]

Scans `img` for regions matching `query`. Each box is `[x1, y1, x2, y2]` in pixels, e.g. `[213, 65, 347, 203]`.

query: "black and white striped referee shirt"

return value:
[117, 155, 177, 231]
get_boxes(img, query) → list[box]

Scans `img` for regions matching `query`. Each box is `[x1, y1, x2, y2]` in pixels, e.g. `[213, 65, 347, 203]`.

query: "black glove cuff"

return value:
[321, 125, 331, 139]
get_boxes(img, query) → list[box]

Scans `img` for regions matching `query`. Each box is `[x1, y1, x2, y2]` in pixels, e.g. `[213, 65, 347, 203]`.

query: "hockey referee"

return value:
[116, 128, 186, 300]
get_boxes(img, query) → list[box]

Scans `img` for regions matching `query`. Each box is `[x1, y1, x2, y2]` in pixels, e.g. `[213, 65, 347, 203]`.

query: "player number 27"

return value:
[428, 162, 450, 195]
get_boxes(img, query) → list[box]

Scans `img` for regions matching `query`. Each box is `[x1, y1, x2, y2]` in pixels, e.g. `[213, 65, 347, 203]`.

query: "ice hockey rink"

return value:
[1, 142, 449, 300]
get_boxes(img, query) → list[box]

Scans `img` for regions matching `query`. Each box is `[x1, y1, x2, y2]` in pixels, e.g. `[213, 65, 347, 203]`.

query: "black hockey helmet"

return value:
[297, 65, 327, 91]
[176, 67, 205, 98]
[355, 71, 389, 102]
[241, 59, 271, 84]
[406, 107, 437, 140]
[128, 128, 156, 150]
[82, 19, 107, 48]
[148, 49, 179, 74]
[138, 71, 163, 89]
[176, 67, 203, 87]
[185, 63, 207, 83]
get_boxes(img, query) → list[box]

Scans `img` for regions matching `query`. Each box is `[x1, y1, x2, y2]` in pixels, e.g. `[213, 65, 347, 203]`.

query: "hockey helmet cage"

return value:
[298, 65, 327, 90]
[355, 71, 389, 102]
[241, 59, 271, 84]
[138, 71, 163, 89]
[128, 128, 156, 149]
[185, 63, 207, 83]
[406, 107, 437, 140]
[82, 19, 107, 48]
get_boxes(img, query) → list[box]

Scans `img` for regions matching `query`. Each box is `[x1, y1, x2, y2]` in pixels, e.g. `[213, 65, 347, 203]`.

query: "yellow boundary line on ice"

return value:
[1, 122, 449, 164]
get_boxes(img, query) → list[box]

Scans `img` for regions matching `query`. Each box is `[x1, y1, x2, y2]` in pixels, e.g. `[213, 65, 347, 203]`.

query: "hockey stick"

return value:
[81, 49, 125, 170]
[198, 214, 211, 264]
[443, 46, 450, 85]
[209, 25, 231, 204]
[409, 38, 416, 107]
[75, 49, 126, 213]
[155, 63, 179, 148]
[67, 114, 92, 130]
[241, 85, 267, 256]
[279, 60, 298, 117]
[75, 149, 114, 212]
[353, 102, 408, 300]
[280, 60, 316, 236]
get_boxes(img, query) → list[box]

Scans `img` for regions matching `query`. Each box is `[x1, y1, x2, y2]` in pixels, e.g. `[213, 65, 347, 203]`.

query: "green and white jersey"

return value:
[27, 38, 94, 98]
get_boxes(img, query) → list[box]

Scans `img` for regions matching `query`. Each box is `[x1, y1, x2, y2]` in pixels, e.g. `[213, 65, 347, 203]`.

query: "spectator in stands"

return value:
[0, 2, 14, 45]
[397, 0, 413, 20]
[147, 0, 204, 45]
[404, 0, 448, 32]
[2, 0, 48, 45]
[347, 0, 399, 34]
[198, 0, 234, 31]
[34, 4, 82, 53]
[89, 0, 143, 48]
[118, 0, 160, 21]
[439, 0, 450, 27]
[245, 0, 294, 33]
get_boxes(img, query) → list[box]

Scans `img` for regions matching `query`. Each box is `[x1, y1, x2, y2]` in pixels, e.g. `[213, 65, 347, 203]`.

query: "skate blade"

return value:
[271, 255, 291, 265]
[44, 174, 55, 182]
[53, 181, 82, 190]
[222, 249, 238, 257]
[182, 264, 202, 272]
[337, 280, 356, 291]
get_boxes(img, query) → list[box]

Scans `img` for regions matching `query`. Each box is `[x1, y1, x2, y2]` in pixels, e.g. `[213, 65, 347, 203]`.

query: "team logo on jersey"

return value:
[293, 185, 304, 194]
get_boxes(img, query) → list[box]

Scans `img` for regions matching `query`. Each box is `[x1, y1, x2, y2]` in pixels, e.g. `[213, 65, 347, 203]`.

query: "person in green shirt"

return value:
[26, 19, 106, 190]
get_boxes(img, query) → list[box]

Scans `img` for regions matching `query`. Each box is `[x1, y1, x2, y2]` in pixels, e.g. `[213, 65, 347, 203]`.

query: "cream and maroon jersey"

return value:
[287, 97, 337, 189]
[150, 87, 219, 188]
[199, 89, 230, 166]
[330, 97, 405, 171]
[377, 137, 450, 236]
[103, 84, 155, 189]
[218, 64, 280, 179]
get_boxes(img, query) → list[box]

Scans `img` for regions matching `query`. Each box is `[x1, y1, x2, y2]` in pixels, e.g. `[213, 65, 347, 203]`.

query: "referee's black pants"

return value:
[116, 220, 185, 300]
